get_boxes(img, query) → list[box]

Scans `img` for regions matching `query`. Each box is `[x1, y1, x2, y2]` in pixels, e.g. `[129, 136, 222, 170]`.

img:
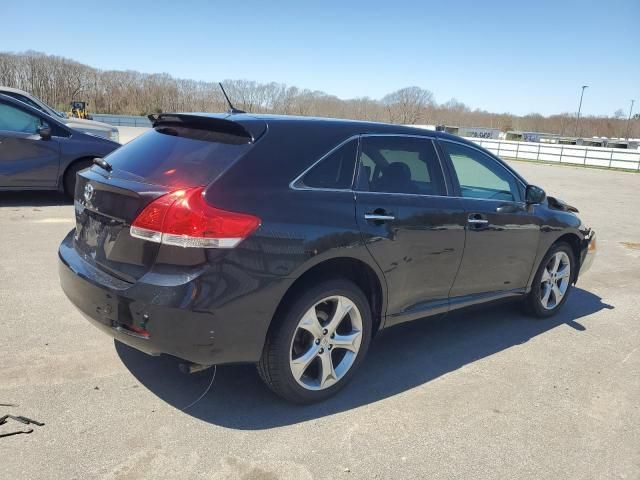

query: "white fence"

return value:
[466, 138, 640, 171]
[99, 114, 640, 171]
[92, 114, 152, 127]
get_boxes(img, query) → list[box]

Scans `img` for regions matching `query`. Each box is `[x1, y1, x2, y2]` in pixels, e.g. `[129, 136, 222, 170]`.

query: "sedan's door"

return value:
[0, 102, 60, 188]
[355, 135, 466, 325]
[439, 140, 540, 298]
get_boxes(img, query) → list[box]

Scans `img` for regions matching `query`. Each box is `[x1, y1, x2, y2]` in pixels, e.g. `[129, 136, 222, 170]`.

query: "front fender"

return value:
[525, 210, 587, 290]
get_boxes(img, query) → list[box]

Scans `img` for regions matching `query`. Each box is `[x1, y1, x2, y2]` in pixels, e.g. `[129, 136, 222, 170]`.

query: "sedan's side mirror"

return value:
[525, 185, 546, 204]
[38, 125, 52, 140]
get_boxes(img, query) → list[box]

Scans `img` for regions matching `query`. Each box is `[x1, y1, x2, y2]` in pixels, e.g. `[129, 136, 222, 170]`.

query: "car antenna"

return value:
[218, 82, 246, 114]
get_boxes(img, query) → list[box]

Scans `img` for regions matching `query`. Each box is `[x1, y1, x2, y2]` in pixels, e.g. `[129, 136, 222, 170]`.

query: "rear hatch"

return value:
[73, 114, 265, 283]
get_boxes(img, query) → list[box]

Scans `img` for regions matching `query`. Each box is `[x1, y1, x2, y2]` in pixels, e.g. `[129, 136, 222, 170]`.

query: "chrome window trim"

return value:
[288, 133, 529, 208]
[356, 190, 525, 205]
[447, 195, 526, 206]
[289, 132, 447, 195]
[353, 191, 453, 200]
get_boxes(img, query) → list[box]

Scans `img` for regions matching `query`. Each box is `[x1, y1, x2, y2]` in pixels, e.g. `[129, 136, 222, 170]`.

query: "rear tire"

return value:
[524, 242, 575, 318]
[257, 278, 372, 404]
[63, 159, 93, 199]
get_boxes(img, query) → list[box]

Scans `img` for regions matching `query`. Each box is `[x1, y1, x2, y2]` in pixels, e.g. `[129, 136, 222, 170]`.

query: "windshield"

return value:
[3, 91, 66, 118]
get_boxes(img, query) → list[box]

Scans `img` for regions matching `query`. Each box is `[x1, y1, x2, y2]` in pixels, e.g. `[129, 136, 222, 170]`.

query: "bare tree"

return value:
[0, 51, 637, 139]
[382, 87, 435, 124]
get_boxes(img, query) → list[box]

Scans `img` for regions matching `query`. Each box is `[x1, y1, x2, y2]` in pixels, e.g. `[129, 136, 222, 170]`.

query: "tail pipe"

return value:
[179, 362, 213, 374]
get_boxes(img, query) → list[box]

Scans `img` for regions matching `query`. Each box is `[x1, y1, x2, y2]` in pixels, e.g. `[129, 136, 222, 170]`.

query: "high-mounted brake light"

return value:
[130, 187, 260, 248]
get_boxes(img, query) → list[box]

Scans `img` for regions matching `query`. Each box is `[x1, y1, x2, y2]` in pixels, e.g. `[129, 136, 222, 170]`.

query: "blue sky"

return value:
[3, 0, 638, 116]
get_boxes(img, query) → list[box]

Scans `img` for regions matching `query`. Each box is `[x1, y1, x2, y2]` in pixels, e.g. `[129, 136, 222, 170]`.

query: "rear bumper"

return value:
[58, 231, 288, 365]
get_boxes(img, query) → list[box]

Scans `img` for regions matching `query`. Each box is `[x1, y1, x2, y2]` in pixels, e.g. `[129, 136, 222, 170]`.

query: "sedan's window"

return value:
[442, 141, 519, 202]
[301, 139, 358, 189]
[0, 103, 43, 133]
[357, 136, 445, 196]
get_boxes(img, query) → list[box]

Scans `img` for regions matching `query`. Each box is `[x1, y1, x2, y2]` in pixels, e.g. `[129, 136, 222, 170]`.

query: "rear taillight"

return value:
[130, 187, 260, 248]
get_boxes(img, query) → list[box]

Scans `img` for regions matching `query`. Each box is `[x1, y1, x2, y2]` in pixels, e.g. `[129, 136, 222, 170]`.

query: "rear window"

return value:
[103, 127, 253, 187]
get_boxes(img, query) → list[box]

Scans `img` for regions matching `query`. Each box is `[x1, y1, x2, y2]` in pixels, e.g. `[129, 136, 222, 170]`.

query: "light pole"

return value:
[574, 85, 588, 137]
[626, 99, 635, 140]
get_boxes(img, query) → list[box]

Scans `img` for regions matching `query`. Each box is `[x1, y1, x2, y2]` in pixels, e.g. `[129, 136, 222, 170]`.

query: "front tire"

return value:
[525, 242, 574, 318]
[257, 279, 372, 404]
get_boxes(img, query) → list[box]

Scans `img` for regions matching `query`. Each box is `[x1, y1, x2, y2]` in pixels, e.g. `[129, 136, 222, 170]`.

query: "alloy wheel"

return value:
[289, 295, 363, 391]
[539, 251, 571, 310]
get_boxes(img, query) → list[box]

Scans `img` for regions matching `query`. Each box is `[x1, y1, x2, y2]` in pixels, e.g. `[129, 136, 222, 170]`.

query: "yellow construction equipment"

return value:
[68, 101, 92, 120]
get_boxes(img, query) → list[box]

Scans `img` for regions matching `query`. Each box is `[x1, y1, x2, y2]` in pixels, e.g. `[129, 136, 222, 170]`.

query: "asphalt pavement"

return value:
[0, 161, 638, 479]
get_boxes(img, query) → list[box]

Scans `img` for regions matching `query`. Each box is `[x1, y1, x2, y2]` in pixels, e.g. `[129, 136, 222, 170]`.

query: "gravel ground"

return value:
[0, 161, 638, 479]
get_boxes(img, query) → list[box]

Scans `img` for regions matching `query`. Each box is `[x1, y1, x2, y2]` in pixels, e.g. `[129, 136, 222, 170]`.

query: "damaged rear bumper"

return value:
[58, 230, 285, 366]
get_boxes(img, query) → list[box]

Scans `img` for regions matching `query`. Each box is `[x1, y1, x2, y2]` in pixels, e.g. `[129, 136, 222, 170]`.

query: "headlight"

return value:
[110, 129, 120, 143]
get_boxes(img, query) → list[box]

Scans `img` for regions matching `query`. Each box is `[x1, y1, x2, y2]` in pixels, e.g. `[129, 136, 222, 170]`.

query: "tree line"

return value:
[0, 51, 637, 139]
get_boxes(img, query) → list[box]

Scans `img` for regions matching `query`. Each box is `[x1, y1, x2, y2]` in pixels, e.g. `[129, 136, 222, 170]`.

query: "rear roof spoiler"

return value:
[148, 113, 265, 143]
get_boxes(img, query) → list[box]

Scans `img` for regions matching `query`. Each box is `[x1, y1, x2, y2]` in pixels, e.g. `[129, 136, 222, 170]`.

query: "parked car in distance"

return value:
[58, 113, 596, 403]
[0, 94, 120, 196]
[0, 86, 119, 143]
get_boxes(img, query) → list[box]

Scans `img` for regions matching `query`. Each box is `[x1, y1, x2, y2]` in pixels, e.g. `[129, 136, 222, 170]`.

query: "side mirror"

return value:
[38, 125, 52, 140]
[525, 185, 546, 204]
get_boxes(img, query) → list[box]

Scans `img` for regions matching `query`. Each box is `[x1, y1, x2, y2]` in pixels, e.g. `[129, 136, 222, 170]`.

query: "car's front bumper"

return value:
[58, 231, 289, 365]
[579, 229, 596, 277]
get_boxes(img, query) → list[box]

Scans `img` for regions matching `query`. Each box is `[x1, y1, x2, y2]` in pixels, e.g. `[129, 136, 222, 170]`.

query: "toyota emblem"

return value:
[84, 183, 94, 202]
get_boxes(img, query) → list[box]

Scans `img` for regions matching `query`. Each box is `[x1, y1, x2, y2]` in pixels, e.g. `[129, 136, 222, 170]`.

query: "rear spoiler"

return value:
[147, 113, 265, 143]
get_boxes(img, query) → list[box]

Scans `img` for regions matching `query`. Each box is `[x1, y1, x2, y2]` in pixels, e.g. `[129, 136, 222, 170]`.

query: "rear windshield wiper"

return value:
[93, 157, 113, 172]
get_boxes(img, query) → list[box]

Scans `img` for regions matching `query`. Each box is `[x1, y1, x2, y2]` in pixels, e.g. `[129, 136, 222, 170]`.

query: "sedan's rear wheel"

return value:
[525, 242, 574, 318]
[258, 279, 372, 403]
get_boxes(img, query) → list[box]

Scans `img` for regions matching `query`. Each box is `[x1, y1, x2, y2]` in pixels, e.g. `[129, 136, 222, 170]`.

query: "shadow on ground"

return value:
[0, 191, 70, 207]
[116, 288, 613, 430]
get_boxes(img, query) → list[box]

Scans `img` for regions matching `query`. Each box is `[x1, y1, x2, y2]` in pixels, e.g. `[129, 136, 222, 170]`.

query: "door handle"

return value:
[467, 213, 488, 225]
[365, 213, 395, 222]
[495, 204, 522, 214]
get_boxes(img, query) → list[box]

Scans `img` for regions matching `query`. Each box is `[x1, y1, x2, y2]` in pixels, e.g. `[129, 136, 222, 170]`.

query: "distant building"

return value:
[504, 131, 556, 143]
[576, 138, 606, 147]
[601, 139, 638, 150]
[414, 125, 638, 150]
[434, 125, 501, 139]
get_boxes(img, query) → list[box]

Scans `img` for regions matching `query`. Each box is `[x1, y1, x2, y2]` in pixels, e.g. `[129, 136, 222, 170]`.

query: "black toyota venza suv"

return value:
[59, 113, 596, 403]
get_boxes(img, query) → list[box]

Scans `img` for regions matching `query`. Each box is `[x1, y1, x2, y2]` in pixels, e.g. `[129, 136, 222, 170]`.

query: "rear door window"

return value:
[298, 139, 358, 189]
[356, 136, 446, 196]
[103, 126, 254, 188]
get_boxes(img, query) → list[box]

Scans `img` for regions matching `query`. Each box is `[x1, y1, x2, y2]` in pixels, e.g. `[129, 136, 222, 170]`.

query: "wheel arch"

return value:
[270, 256, 387, 339]
[59, 156, 96, 193]
[552, 232, 583, 282]
[528, 231, 583, 290]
